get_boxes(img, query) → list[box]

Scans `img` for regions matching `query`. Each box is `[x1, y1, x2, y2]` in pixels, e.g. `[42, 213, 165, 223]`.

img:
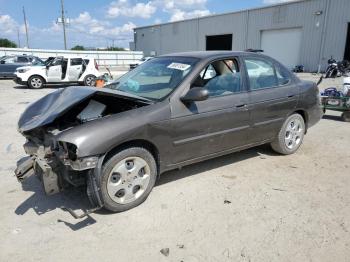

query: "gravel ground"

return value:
[0, 74, 349, 262]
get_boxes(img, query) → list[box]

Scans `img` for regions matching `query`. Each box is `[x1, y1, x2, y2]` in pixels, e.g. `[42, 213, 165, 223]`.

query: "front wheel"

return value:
[28, 75, 45, 89]
[271, 114, 305, 155]
[98, 147, 157, 212]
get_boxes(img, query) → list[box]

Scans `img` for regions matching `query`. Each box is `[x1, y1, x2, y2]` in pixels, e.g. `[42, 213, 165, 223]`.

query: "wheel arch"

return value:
[291, 109, 308, 133]
[102, 139, 160, 175]
[28, 74, 46, 83]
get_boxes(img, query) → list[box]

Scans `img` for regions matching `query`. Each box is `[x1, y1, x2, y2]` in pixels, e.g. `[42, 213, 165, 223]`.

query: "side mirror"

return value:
[181, 87, 209, 103]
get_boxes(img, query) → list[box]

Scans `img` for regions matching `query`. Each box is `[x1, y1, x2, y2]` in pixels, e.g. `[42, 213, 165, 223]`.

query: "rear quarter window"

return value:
[276, 65, 292, 86]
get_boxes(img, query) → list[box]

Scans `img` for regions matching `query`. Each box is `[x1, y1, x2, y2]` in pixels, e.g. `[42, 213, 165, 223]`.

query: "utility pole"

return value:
[17, 28, 21, 48]
[22, 7, 29, 48]
[60, 0, 67, 50]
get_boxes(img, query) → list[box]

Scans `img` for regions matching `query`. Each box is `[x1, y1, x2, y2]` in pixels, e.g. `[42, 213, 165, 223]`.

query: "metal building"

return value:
[132, 0, 350, 71]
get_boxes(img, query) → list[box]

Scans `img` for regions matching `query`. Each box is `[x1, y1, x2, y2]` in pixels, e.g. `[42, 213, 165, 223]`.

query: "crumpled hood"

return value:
[18, 86, 149, 133]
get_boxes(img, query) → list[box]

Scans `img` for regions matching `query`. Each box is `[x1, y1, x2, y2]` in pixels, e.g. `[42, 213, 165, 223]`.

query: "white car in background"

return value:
[14, 56, 101, 89]
[129, 56, 153, 70]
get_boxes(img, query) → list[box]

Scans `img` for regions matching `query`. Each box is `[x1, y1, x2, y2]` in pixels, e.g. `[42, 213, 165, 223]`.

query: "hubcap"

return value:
[31, 78, 42, 88]
[86, 76, 94, 86]
[107, 157, 151, 204]
[284, 118, 303, 150]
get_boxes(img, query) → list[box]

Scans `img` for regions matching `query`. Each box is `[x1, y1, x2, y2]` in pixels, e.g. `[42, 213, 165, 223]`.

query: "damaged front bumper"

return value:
[15, 139, 99, 196]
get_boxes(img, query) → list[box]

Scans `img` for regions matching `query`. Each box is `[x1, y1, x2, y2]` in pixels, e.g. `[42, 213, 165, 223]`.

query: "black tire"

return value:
[83, 74, 96, 86]
[271, 113, 305, 155]
[98, 147, 157, 212]
[28, 75, 45, 89]
[341, 112, 350, 122]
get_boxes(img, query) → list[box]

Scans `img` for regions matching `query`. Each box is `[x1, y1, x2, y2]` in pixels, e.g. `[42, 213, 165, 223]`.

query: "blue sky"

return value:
[0, 0, 291, 49]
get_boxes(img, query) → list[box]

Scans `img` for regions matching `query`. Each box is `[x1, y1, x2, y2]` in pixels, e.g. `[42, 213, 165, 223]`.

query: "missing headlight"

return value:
[59, 141, 78, 161]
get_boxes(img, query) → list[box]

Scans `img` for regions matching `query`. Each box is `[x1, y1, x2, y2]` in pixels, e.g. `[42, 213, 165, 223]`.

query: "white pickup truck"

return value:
[14, 56, 101, 89]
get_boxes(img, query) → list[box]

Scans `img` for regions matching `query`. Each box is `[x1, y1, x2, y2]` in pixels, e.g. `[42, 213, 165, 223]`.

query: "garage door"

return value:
[261, 28, 302, 69]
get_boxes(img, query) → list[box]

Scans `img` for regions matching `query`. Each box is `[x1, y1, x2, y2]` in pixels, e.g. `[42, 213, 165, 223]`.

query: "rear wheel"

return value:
[28, 75, 44, 89]
[98, 147, 157, 212]
[83, 74, 96, 86]
[341, 112, 350, 122]
[271, 113, 305, 155]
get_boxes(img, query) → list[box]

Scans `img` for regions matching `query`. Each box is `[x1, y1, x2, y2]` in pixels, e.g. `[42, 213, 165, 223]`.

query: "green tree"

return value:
[0, 38, 17, 48]
[71, 45, 85, 50]
[96, 47, 126, 51]
[107, 46, 125, 51]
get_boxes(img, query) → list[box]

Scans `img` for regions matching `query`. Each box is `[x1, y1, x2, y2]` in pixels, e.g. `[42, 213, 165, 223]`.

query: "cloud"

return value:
[155, 0, 210, 22]
[162, 0, 207, 10]
[0, 14, 19, 34]
[107, 0, 157, 19]
[0, 12, 136, 49]
[169, 9, 210, 22]
[263, 0, 298, 4]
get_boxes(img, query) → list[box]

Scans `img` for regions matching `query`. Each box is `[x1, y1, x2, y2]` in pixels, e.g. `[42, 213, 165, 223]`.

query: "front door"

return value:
[169, 58, 250, 165]
[47, 57, 62, 82]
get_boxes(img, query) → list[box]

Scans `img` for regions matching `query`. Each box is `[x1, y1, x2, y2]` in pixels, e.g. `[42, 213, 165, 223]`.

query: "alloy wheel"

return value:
[30, 77, 42, 88]
[284, 117, 303, 150]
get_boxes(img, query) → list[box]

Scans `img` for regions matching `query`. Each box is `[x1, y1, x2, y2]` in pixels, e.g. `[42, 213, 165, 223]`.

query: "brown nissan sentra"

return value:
[15, 51, 323, 214]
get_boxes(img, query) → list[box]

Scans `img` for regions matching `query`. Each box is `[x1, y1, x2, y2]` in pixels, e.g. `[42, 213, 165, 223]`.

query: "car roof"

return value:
[159, 51, 252, 59]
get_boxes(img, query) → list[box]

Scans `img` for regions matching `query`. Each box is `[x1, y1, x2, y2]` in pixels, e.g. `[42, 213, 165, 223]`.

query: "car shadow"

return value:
[14, 174, 96, 230]
[322, 114, 344, 122]
[13, 144, 276, 228]
[156, 144, 277, 186]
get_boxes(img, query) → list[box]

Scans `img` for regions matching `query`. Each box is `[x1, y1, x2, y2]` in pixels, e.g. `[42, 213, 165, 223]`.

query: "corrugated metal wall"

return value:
[134, 0, 350, 71]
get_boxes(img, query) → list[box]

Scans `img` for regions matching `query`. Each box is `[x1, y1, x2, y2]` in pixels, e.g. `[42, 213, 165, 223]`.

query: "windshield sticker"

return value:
[167, 63, 191, 71]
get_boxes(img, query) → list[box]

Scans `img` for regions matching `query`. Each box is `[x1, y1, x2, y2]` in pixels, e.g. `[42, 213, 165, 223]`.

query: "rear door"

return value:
[68, 58, 83, 81]
[244, 56, 298, 143]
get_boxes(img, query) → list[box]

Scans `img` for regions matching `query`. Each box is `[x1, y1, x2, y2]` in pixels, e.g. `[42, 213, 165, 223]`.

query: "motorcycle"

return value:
[324, 57, 350, 78]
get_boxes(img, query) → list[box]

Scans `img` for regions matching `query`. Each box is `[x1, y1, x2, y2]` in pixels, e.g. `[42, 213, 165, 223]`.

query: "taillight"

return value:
[94, 60, 99, 70]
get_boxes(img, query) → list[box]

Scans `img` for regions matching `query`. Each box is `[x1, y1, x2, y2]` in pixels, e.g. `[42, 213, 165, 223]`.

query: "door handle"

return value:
[236, 104, 247, 108]
[288, 95, 295, 98]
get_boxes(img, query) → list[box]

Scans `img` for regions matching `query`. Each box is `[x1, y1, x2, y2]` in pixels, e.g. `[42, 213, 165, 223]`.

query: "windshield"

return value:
[106, 57, 198, 101]
[32, 57, 45, 66]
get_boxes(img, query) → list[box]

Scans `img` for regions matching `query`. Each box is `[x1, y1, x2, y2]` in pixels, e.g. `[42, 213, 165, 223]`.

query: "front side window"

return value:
[51, 58, 63, 66]
[106, 57, 198, 101]
[244, 58, 277, 90]
[196, 58, 241, 97]
[3, 56, 16, 63]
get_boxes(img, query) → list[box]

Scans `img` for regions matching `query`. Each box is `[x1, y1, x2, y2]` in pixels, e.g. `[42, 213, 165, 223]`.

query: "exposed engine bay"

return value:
[15, 87, 150, 201]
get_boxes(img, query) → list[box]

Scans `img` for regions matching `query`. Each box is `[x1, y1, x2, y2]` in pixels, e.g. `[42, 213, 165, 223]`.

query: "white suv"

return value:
[14, 56, 101, 89]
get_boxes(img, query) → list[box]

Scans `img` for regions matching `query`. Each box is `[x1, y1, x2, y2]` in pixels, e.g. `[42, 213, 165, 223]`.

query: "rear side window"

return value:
[244, 58, 277, 90]
[71, 58, 83, 66]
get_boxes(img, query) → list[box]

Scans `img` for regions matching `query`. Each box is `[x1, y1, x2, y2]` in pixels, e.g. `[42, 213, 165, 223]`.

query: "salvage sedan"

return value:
[15, 51, 323, 213]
